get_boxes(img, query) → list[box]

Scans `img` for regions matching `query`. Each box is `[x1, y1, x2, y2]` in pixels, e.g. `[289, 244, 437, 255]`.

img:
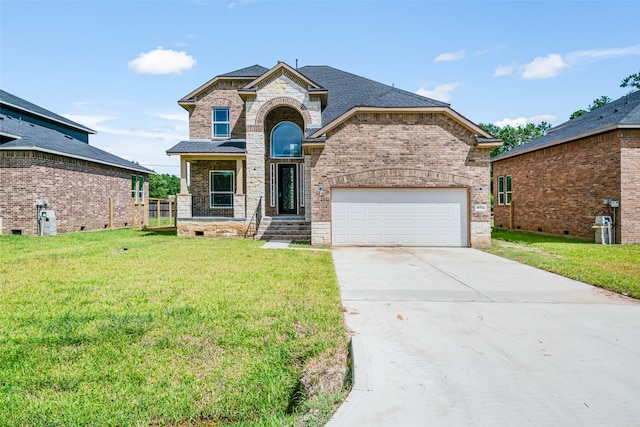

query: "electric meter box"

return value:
[595, 216, 612, 225]
[39, 209, 57, 236]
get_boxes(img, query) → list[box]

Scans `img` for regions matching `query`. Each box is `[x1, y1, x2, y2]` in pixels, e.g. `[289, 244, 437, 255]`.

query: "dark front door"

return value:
[278, 164, 297, 215]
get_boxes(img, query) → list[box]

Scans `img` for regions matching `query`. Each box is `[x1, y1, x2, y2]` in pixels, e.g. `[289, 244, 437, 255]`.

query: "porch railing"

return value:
[245, 197, 262, 238]
[191, 195, 233, 218]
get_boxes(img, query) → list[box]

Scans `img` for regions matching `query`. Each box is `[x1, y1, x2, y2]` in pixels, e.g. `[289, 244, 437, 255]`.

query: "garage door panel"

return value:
[332, 188, 467, 247]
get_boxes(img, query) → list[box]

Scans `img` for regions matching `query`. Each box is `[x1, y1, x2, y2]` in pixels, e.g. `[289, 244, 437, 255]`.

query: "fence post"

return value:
[109, 197, 114, 229]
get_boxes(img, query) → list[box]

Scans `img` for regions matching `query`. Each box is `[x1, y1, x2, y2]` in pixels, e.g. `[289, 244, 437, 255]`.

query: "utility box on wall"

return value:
[39, 209, 57, 236]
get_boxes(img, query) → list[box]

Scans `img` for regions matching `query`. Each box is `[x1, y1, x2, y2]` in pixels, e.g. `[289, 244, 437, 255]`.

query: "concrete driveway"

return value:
[326, 247, 640, 427]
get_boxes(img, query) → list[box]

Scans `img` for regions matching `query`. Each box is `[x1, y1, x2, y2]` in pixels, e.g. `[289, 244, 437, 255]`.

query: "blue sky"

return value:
[2, 0, 639, 175]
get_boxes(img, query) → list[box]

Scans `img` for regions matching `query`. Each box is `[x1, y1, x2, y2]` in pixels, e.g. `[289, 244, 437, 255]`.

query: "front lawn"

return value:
[485, 229, 640, 298]
[0, 229, 348, 426]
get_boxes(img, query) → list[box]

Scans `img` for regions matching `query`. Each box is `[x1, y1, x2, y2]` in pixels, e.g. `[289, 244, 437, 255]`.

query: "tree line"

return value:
[482, 70, 639, 157]
[148, 173, 181, 199]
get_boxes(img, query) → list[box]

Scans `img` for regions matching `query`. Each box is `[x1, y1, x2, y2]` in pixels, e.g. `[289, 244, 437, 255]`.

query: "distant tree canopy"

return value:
[569, 95, 612, 120]
[620, 70, 640, 91]
[480, 122, 551, 158]
[148, 174, 181, 198]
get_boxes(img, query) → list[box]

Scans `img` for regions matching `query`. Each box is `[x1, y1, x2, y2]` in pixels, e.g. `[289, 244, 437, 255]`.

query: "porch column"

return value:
[179, 157, 189, 194]
[235, 159, 244, 195]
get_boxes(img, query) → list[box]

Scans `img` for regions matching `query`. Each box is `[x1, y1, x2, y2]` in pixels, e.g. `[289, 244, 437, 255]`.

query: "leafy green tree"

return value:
[570, 95, 611, 119]
[148, 174, 181, 198]
[620, 70, 640, 91]
[480, 122, 551, 158]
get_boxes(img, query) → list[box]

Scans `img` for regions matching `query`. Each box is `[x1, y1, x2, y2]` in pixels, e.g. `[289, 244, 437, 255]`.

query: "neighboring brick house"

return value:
[492, 90, 640, 244]
[167, 62, 500, 247]
[0, 90, 153, 235]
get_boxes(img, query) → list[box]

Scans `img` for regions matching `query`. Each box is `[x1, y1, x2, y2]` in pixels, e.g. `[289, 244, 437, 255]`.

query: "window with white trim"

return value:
[212, 108, 230, 138]
[210, 171, 234, 208]
[132, 174, 145, 204]
[497, 176, 512, 206]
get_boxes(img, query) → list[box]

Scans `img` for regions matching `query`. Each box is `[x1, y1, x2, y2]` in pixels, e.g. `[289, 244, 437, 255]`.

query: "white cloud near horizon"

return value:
[498, 44, 640, 80]
[416, 82, 463, 102]
[128, 47, 196, 75]
[434, 50, 466, 62]
[493, 114, 557, 127]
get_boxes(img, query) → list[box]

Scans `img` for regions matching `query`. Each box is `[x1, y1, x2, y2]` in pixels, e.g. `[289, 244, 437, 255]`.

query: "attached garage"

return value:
[331, 188, 468, 247]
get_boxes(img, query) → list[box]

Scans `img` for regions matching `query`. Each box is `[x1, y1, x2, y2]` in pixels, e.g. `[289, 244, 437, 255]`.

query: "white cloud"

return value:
[128, 47, 196, 75]
[416, 82, 463, 102]
[148, 112, 188, 122]
[434, 50, 466, 62]
[493, 114, 557, 127]
[63, 113, 186, 175]
[63, 114, 117, 130]
[566, 45, 640, 63]
[494, 62, 517, 77]
[521, 54, 569, 79]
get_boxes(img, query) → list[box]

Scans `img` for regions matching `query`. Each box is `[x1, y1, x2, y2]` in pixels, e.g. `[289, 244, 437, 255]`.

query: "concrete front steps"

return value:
[255, 217, 311, 242]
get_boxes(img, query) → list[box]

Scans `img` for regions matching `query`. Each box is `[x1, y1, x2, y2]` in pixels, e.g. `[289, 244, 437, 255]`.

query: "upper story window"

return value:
[212, 107, 230, 138]
[271, 122, 302, 158]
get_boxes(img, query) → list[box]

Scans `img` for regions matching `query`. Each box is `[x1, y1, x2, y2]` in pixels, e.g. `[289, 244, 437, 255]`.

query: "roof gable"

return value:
[179, 64, 269, 104]
[492, 90, 640, 161]
[242, 62, 323, 92]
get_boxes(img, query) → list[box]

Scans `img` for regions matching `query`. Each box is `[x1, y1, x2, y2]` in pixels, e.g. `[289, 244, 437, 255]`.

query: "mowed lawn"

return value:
[485, 229, 640, 298]
[0, 229, 349, 427]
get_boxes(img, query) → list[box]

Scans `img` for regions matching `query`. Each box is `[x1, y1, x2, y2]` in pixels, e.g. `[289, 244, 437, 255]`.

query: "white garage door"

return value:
[331, 188, 468, 247]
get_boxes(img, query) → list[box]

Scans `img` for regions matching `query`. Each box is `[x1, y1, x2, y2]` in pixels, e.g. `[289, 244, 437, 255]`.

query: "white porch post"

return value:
[177, 157, 192, 218]
[236, 159, 244, 195]
[179, 157, 189, 194]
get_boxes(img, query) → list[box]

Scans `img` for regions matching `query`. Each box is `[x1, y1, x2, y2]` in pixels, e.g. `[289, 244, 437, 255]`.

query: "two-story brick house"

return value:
[167, 62, 500, 247]
[0, 90, 153, 235]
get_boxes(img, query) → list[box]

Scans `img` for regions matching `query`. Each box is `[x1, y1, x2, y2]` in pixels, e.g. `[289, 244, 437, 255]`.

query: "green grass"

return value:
[485, 228, 640, 298]
[0, 229, 349, 427]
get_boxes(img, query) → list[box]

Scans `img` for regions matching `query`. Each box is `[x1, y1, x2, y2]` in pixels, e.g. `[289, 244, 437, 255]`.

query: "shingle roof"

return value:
[219, 65, 270, 78]
[0, 113, 153, 173]
[166, 139, 246, 154]
[297, 66, 449, 125]
[0, 89, 95, 134]
[492, 90, 640, 162]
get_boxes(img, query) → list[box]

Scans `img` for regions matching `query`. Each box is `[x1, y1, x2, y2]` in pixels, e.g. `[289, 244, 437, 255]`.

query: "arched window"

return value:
[271, 122, 302, 158]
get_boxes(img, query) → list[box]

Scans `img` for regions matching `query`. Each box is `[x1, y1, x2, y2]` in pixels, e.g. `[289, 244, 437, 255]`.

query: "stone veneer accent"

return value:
[176, 219, 247, 237]
[311, 221, 330, 246]
[493, 129, 640, 244]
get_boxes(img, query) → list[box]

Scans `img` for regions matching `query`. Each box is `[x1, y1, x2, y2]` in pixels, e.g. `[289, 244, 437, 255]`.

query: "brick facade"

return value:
[310, 112, 492, 247]
[0, 151, 148, 235]
[493, 129, 640, 244]
[175, 64, 493, 247]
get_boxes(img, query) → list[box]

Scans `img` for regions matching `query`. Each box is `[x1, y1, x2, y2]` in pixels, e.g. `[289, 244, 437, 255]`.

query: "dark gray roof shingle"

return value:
[493, 90, 640, 161]
[297, 65, 449, 125]
[219, 65, 269, 78]
[166, 139, 246, 154]
[0, 113, 153, 173]
[0, 89, 95, 134]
